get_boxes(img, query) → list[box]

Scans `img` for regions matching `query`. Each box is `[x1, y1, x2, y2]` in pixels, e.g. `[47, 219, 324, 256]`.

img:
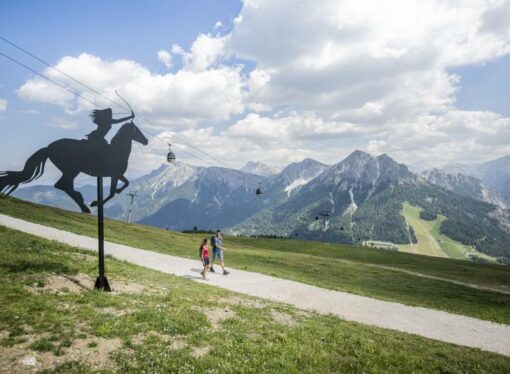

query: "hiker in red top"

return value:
[200, 238, 210, 280]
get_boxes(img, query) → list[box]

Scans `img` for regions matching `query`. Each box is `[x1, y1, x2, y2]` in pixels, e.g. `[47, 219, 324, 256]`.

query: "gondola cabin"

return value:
[256, 182, 263, 196]
[167, 144, 176, 163]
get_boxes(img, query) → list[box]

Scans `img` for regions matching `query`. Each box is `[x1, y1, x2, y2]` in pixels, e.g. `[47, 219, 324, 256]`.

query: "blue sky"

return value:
[451, 55, 510, 117]
[1, 0, 510, 182]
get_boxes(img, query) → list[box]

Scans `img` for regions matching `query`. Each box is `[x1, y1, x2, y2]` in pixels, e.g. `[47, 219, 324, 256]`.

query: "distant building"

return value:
[362, 240, 398, 252]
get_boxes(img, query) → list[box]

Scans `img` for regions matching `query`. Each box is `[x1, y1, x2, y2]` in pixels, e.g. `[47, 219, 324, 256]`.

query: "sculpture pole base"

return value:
[94, 276, 111, 292]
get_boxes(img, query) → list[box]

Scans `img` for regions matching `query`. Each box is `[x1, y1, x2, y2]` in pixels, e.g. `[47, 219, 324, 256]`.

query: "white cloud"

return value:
[367, 140, 387, 155]
[226, 112, 365, 144]
[0, 98, 7, 112]
[185, 34, 226, 72]
[17, 53, 245, 122]
[170, 35, 225, 72]
[214, 21, 223, 30]
[226, 0, 510, 115]
[171, 43, 185, 55]
[157, 50, 173, 69]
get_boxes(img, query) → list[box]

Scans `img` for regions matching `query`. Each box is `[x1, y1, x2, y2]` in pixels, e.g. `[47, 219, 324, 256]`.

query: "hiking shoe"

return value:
[210, 267, 215, 273]
[223, 270, 230, 275]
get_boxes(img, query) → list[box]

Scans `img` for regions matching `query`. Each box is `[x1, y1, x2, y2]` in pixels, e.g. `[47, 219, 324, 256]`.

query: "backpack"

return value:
[211, 236, 216, 248]
[198, 244, 203, 258]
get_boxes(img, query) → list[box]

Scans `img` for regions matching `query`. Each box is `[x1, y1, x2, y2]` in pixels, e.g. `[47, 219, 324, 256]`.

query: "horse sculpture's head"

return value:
[121, 121, 149, 145]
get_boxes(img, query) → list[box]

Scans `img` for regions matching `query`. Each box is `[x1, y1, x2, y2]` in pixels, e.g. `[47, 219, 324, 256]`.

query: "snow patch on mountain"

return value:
[344, 187, 358, 216]
[284, 177, 311, 196]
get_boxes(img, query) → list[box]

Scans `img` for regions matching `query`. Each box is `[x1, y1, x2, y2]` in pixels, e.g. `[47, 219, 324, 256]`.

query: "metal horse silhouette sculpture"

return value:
[0, 109, 148, 212]
[0, 105, 148, 291]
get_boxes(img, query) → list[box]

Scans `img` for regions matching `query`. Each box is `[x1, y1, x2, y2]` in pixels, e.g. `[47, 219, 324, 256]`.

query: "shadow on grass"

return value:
[1, 260, 74, 274]
[61, 274, 91, 291]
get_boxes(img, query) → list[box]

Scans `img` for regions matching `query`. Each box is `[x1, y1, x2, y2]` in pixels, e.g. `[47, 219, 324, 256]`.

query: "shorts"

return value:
[202, 257, 210, 266]
[212, 248, 224, 261]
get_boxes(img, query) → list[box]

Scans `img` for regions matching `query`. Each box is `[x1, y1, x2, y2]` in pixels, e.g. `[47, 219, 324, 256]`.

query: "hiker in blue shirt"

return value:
[210, 230, 230, 275]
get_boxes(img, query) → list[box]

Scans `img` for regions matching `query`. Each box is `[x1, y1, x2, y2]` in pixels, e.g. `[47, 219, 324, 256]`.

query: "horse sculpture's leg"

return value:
[55, 172, 90, 214]
[116, 176, 129, 193]
[90, 175, 128, 207]
[91, 177, 118, 207]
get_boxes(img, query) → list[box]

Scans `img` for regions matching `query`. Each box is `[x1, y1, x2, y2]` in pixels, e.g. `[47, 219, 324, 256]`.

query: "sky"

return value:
[1, 0, 510, 183]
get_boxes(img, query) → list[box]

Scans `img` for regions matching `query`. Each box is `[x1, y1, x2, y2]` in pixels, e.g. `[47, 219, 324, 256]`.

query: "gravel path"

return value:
[1, 213, 509, 357]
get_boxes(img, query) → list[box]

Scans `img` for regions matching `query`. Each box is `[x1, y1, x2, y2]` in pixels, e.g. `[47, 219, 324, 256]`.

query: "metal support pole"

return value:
[322, 216, 326, 243]
[318, 211, 330, 243]
[126, 191, 136, 223]
[94, 176, 111, 291]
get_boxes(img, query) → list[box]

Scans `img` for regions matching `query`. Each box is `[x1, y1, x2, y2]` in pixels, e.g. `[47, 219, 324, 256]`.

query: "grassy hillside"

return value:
[1, 197, 510, 325]
[2, 227, 509, 372]
[399, 203, 447, 257]
[399, 202, 496, 261]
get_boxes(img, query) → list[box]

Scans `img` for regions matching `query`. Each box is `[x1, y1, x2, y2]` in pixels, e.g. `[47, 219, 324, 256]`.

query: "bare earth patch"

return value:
[131, 331, 170, 345]
[25, 273, 94, 294]
[54, 337, 122, 370]
[200, 307, 237, 329]
[271, 310, 297, 326]
[24, 273, 153, 295]
[0, 332, 122, 372]
[170, 337, 187, 351]
[190, 345, 210, 358]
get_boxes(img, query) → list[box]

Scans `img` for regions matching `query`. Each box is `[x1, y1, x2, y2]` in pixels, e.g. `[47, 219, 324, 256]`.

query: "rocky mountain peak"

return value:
[241, 161, 281, 177]
[421, 167, 507, 208]
[274, 158, 329, 194]
[322, 150, 411, 185]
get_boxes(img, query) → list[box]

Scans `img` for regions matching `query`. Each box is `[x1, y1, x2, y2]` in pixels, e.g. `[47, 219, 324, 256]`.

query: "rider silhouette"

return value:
[87, 108, 134, 145]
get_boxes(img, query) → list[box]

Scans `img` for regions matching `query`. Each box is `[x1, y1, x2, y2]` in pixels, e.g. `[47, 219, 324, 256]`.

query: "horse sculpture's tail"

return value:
[0, 148, 49, 195]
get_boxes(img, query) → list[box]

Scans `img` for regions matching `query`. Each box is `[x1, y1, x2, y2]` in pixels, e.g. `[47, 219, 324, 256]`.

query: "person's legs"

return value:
[201, 264, 207, 279]
[210, 249, 217, 272]
[201, 258, 209, 279]
[216, 249, 224, 271]
[218, 250, 229, 275]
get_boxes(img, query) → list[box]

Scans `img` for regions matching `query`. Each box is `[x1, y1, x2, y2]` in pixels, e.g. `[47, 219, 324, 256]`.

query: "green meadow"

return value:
[1, 197, 510, 326]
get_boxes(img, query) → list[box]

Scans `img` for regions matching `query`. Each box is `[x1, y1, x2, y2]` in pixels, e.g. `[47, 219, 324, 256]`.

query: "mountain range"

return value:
[11, 151, 510, 259]
[443, 155, 510, 206]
